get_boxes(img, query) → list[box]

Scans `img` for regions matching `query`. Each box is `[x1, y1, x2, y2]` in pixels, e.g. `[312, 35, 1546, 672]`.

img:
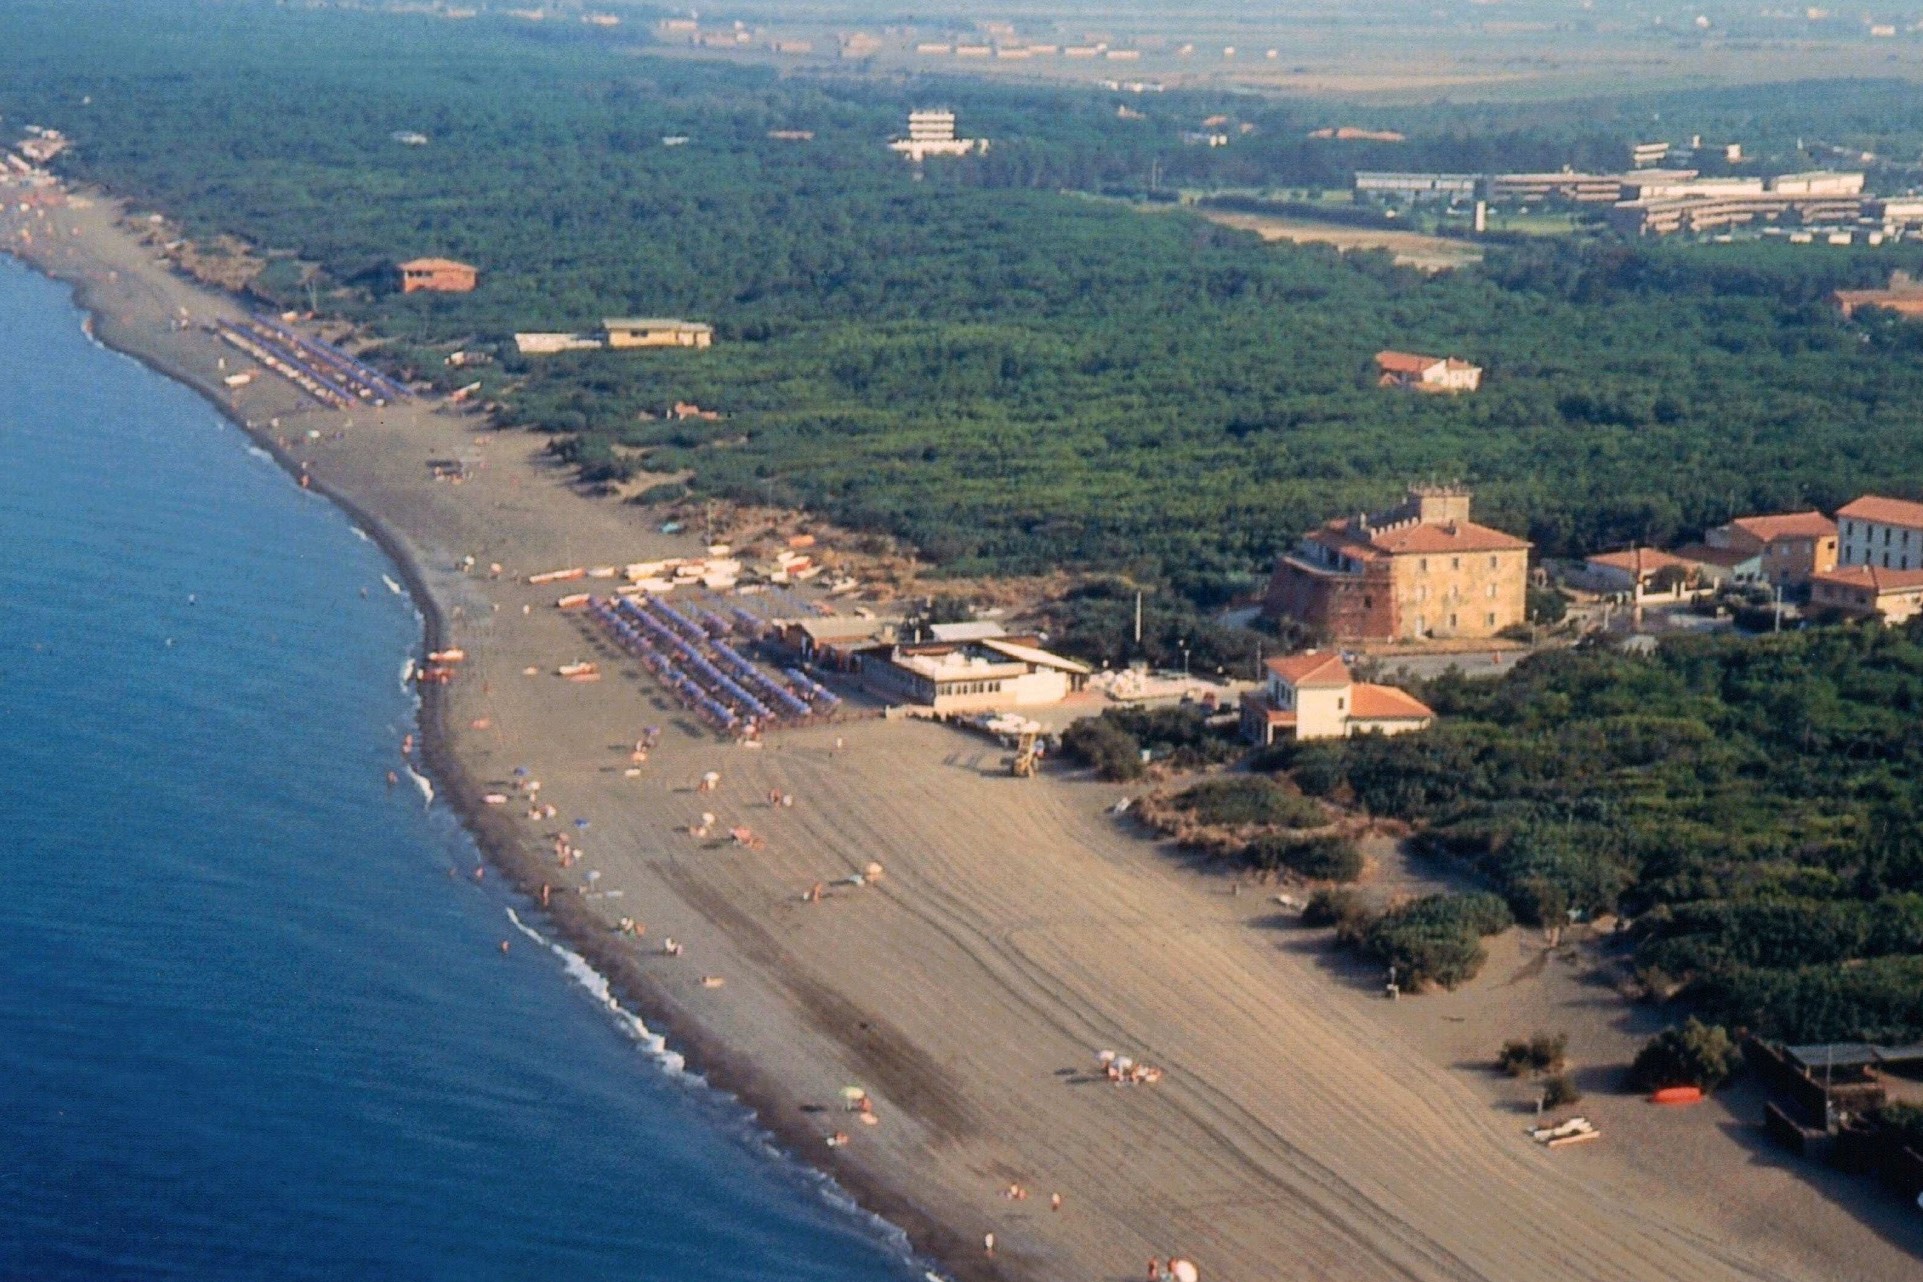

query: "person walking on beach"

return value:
[983, 1233, 995, 1258]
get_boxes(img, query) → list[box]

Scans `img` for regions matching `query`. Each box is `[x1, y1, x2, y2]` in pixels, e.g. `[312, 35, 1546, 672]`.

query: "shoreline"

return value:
[2, 210, 958, 1279]
[8, 184, 1920, 1282]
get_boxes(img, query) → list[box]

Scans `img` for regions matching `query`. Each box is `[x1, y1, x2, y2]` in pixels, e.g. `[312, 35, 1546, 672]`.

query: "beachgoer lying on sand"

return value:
[662, 938, 682, 956]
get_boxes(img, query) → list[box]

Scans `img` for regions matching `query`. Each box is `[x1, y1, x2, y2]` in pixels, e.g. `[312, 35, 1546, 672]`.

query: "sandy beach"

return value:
[8, 186, 1921, 1282]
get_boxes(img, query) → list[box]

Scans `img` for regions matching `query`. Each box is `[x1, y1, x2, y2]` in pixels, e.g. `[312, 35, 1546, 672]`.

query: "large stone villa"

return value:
[1263, 486, 1532, 644]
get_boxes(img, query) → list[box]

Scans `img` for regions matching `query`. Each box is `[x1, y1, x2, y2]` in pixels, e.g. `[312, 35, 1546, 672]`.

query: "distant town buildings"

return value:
[398, 258, 478, 293]
[1239, 651, 1434, 745]
[1629, 140, 1671, 168]
[1353, 171, 1479, 203]
[1264, 486, 1532, 643]
[1308, 126, 1406, 142]
[888, 109, 986, 161]
[1374, 350, 1482, 393]
[1354, 166, 1878, 238]
[1607, 171, 1866, 237]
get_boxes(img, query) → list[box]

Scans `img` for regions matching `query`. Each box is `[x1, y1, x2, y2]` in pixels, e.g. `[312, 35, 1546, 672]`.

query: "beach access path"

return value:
[7, 187, 1920, 1282]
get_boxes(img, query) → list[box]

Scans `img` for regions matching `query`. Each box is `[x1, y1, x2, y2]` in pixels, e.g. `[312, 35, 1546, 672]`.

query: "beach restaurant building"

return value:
[858, 636, 1091, 712]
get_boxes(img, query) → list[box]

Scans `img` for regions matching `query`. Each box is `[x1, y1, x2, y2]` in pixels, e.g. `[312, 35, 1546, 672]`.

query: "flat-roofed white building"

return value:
[860, 637, 1089, 711]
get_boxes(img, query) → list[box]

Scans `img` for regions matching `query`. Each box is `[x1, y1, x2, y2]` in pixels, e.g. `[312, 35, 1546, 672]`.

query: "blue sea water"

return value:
[0, 256, 918, 1282]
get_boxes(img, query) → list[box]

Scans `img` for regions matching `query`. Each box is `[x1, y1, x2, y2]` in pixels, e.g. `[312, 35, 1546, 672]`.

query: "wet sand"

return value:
[6, 186, 1920, 1282]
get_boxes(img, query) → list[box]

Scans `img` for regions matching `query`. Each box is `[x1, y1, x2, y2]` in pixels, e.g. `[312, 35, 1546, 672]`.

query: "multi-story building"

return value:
[1837, 495, 1923, 572]
[888, 109, 986, 160]
[1706, 511, 1839, 590]
[1240, 651, 1434, 745]
[1352, 171, 1479, 203]
[1263, 486, 1532, 643]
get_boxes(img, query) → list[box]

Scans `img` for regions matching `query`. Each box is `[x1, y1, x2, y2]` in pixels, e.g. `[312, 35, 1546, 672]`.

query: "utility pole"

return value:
[1134, 590, 1143, 648]
[1773, 582, 1784, 633]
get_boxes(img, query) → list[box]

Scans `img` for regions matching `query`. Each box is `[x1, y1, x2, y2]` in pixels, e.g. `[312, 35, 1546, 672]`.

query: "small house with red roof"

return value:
[398, 257, 478, 293]
[1374, 350, 1482, 393]
[1706, 510, 1838, 589]
[1580, 546, 1706, 600]
[1240, 651, 1434, 745]
[1810, 564, 1923, 624]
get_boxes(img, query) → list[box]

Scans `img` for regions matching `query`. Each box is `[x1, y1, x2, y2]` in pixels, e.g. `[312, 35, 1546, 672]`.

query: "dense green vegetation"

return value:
[1302, 886, 1514, 988]
[13, 4, 1923, 605]
[1166, 776, 1324, 828]
[1278, 625, 1923, 1041]
[1630, 1019, 1741, 1093]
[1244, 831, 1363, 882]
[1059, 704, 1239, 781]
[1360, 892, 1515, 990]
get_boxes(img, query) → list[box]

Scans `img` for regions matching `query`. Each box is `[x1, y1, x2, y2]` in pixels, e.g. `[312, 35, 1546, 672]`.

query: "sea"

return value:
[0, 254, 919, 1281]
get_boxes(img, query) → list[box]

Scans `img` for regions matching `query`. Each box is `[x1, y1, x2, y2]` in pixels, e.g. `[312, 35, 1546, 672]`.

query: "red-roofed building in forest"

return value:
[398, 257, 478, 293]
[1809, 564, 1923, 624]
[1706, 510, 1838, 590]
[1240, 651, 1434, 744]
[1263, 486, 1531, 643]
[1837, 494, 1923, 574]
[1374, 350, 1483, 392]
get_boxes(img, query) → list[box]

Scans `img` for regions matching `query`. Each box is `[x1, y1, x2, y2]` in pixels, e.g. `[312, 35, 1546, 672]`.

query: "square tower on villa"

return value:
[1263, 486, 1531, 643]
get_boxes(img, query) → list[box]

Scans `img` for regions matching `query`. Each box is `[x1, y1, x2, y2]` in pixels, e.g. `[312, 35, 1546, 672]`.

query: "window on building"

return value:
[1486, 612, 1496, 626]
[1884, 552, 1892, 568]
[1845, 521, 1854, 537]
[1885, 528, 1893, 546]
[1336, 697, 1345, 710]
[1419, 558, 1428, 572]
[1486, 583, 1497, 598]
[1451, 557, 1460, 570]
[1448, 613, 1458, 629]
[1488, 556, 1498, 569]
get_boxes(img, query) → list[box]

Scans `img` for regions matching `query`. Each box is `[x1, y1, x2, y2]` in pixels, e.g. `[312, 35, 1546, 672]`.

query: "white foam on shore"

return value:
[382, 574, 403, 595]
[350, 525, 371, 542]
[502, 905, 924, 1270]
[404, 762, 433, 808]
[245, 444, 273, 463]
[505, 907, 690, 1078]
[400, 657, 415, 691]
